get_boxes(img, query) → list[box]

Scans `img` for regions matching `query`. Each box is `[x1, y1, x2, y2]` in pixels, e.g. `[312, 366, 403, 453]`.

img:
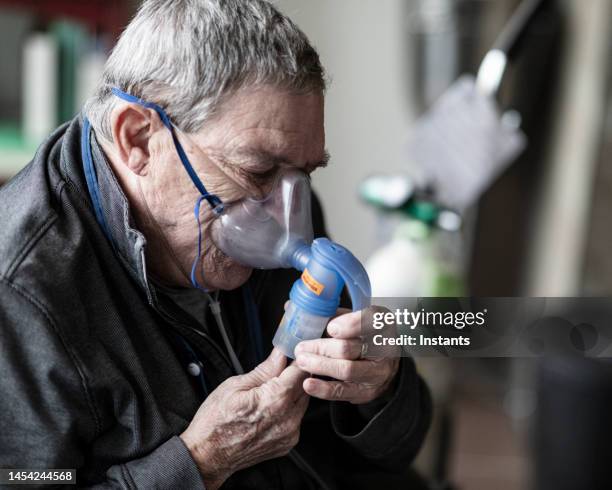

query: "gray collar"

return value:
[88, 129, 156, 304]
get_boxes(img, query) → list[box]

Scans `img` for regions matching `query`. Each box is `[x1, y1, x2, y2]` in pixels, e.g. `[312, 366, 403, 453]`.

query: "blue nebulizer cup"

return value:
[273, 238, 372, 358]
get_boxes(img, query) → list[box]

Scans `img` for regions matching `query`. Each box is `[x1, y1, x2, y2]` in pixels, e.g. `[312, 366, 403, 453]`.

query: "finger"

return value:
[295, 338, 362, 360]
[293, 390, 310, 415]
[296, 353, 372, 382]
[331, 307, 351, 319]
[277, 363, 310, 394]
[361, 305, 397, 336]
[243, 348, 287, 387]
[303, 378, 371, 403]
[326, 310, 363, 339]
[258, 365, 308, 404]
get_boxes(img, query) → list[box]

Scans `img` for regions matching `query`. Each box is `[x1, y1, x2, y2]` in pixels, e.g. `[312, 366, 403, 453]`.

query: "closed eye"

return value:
[237, 165, 279, 185]
[222, 148, 330, 191]
[249, 166, 279, 179]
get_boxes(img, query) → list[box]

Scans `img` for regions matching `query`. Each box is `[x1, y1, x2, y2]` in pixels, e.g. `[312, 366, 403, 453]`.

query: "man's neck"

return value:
[98, 139, 193, 288]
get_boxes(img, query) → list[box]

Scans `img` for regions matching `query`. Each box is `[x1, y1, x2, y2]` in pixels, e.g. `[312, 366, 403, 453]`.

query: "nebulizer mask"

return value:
[210, 170, 314, 269]
[111, 88, 371, 359]
[212, 168, 371, 358]
[209, 169, 372, 359]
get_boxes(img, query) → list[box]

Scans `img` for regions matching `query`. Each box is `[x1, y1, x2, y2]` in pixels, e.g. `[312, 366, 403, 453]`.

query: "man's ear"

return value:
[110, 104, 157, 176]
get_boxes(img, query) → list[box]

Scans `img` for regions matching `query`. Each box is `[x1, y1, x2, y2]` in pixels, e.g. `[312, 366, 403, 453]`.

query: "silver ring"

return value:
[360, 342, 368, 359]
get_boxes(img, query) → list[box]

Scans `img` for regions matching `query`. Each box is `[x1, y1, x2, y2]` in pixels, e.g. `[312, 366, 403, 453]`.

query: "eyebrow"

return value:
[230, 148, 331, 169]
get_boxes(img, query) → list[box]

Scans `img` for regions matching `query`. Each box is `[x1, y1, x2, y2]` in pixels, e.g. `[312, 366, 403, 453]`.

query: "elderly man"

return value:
[0, 0, 430, 488]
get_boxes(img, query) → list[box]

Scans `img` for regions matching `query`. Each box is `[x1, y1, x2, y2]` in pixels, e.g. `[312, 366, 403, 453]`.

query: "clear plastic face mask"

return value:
[171, 128, 314, 271]
[210, 169, 314, 269]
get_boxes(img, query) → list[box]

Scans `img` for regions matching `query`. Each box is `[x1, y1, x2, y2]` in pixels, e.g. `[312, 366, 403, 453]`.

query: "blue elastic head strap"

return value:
[190, 195, 208, 290]
[81, 117, 114, 244]
[110, 88, 223, 212]
[111, 87, 222, 290]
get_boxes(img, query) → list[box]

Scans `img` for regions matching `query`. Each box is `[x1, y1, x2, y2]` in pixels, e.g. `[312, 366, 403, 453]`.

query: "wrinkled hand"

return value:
[295, 307, 400, 404]
[180, 348, 309, 490]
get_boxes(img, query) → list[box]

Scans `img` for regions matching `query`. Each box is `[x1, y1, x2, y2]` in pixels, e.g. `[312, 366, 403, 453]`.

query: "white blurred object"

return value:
[366, 221, 433, 297]
[76, 48, 107, 109]
[406, 74, 526, 210]
[359, 174, 415, 209]
[367, 219, 465, 298]
[405, 0, 548, 210]
[22, 32, 58, 145]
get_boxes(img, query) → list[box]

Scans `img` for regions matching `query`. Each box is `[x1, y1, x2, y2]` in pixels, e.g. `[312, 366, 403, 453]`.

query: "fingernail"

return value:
[328, 322, 339, 336]
[303, 378, 314, 392]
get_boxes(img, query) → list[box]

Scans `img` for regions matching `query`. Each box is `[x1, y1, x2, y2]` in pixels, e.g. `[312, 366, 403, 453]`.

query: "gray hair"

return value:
[84, 0, 326, 141]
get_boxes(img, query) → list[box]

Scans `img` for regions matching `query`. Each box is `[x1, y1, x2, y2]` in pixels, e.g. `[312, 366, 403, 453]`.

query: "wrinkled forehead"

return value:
[193, 85, 325, 166]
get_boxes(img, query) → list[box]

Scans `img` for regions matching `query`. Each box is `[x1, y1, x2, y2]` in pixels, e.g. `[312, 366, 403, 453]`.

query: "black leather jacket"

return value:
[0, 116, 431, 489]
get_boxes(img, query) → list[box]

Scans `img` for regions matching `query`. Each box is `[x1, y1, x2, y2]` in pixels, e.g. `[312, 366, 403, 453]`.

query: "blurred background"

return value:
[1, 1, 612, 489]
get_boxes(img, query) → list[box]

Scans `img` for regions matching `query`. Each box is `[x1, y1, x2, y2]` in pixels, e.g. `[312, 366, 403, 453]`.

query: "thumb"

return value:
[241, 348, 287, 387]
[277, 361, 310, 393]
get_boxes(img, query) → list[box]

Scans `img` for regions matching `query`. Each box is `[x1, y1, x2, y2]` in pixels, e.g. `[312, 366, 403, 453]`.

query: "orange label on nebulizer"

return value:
[301, 268, 325, 296]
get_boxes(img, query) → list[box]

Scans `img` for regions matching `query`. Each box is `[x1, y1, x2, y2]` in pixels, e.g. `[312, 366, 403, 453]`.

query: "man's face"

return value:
[140, 85, 326, 290]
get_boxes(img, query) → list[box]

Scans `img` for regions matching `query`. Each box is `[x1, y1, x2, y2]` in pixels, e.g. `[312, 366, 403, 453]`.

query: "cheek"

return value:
[203, 240, 252, 289]
[151, 130, 250, 204]
[150, 135, 195, 191]
[146, 155, 200, 221]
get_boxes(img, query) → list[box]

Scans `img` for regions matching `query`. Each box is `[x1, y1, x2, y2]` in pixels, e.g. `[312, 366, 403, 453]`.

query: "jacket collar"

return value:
[82, 117, 156, 304]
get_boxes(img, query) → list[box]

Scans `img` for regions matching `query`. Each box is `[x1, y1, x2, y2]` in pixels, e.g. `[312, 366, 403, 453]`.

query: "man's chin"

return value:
[216, 262, 253, 290]
[205, 247, 253, 291]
